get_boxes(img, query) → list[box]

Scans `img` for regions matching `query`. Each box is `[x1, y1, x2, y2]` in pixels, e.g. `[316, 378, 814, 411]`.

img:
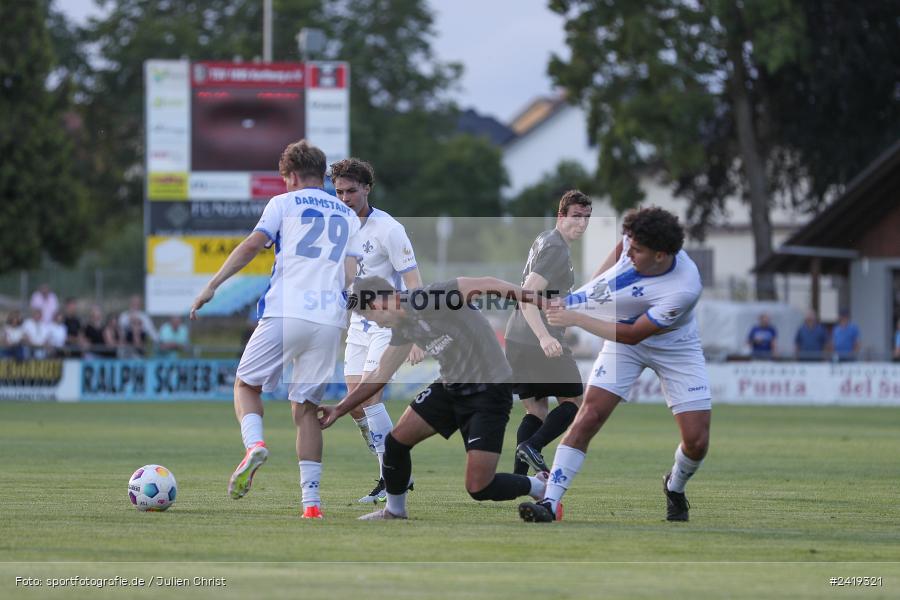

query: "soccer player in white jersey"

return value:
[518, 207, 711, 523]
[190, 140, 361, 520]
[330, 158, 424, 503]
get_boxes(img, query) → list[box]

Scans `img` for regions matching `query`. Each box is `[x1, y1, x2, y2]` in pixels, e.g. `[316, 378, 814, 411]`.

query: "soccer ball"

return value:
[128, 465, 177, 512]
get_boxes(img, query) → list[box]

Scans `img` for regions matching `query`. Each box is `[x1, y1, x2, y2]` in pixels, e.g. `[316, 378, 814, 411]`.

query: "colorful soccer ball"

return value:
[128, 465, 177, 512]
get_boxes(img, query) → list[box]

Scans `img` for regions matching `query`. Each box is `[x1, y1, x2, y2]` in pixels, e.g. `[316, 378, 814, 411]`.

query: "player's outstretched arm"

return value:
[546, 308, 661, 345]
[319, 343, 413, 429]
[190, 231, 269, 320]
[456, 277, 546, 308]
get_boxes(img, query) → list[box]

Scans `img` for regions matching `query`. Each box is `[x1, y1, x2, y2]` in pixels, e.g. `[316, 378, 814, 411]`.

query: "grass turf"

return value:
[1, 401, 898, 598]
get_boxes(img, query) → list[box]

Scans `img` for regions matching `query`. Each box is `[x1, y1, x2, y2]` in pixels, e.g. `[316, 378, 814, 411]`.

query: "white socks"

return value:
[528, 475, 546, 500]
[240, 413, 264, 449]
[354, 416, 375, 454]
[364, 403, 394, 470]
[543, 445, 586, 512]
[667, 445, 702, 493]
[385, 492, 407, 517]
[299, 460, 322, 508]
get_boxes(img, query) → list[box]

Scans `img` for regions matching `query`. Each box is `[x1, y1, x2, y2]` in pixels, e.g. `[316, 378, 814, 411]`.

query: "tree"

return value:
[408, 133, 508, 216]
[508, 160, 594, 217]
[0, 1, 89, 274]
[764, 1, 900, 207]
[548, 0, 900, 300]
[321, 0, 465, 213]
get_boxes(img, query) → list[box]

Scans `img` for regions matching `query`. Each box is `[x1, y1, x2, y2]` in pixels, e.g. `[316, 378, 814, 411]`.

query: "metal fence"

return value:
[0, 268, 143, 312]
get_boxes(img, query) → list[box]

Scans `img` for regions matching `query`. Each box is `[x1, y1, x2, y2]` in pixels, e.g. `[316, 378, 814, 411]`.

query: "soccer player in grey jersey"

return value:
[505, 190, 592, 476]
[319, 276, 552, 520]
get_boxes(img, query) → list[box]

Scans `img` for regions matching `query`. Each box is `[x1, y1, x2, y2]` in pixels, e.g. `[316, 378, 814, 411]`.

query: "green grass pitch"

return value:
[1, 401, 898, 599]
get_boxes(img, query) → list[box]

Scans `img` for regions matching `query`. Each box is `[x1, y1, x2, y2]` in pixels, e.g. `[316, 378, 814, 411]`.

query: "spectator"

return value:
[830, 308, 860, 362]
[3, 311, 26, 360]
[102, 314, 124, 358]
[118, 295, 158, 342]
[794, 310, 828, 361]
[158, 315, 190, 358]
[81, 305, 106, 358]
[122, 315, 149, 358]
[47, 311, 68, 357]
[62, 298, 83, 352]
[29, 283, 59, 324]
[747, 313, 778, 359]
[22, 307, 51, 358]
[893, 318, 900, 362]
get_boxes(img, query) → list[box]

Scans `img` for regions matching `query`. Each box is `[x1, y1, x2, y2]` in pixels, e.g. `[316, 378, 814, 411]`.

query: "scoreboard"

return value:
[143, 60, 349, 315]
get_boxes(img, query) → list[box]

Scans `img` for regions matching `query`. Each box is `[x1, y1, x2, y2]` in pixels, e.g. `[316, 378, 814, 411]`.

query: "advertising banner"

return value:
[145, 60, 190, 174]
[145, 236, 273, 315]
[80, 359, 239, 401]
[305, 62, 350, 163]
[147, 172, 189, 200]
[188, 172, 252, 200]
[147, 236, 273, 275]
[5, 358, 898, 405]
[250, 173, 288, 199]
[574, 361, 900, 406]
[148, 201, 265, 235]
[0, 359, 81, 402]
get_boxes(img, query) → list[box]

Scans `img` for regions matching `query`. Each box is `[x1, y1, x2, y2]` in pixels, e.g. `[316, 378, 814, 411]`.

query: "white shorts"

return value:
[587, 339, 711, 414]
[344, 324, 392, 376]
[236, 317, 341, 404]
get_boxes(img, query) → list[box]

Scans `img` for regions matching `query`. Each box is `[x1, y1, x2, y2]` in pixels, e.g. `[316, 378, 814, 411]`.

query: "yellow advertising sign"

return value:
[147, 236, 274, 275]
[148, 172, 188, 200]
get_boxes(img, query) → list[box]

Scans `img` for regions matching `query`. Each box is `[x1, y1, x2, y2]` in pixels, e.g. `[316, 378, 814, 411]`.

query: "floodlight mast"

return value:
[263, 0, 273, 62]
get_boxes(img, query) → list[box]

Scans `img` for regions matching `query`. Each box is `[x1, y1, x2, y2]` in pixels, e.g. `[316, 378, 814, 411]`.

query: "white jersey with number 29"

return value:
[253, 187, 361, 326]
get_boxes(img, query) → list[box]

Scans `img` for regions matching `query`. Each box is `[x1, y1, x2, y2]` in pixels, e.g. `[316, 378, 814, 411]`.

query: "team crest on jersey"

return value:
[631, 286, 644, 297]
[589, 279, 612, 304]
[362, 240, 374, 253]
[403, 246, 412, 256]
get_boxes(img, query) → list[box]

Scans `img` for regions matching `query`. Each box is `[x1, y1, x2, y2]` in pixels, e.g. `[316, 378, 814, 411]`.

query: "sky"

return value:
[429, 1, 569, 122]
[57, 0, 569, 125]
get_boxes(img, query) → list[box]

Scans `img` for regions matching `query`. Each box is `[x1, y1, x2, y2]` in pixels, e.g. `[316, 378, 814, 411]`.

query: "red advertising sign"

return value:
[251, 173, 287, 199]
[306, 63, 348, 89]
[192, 62, 304, 89]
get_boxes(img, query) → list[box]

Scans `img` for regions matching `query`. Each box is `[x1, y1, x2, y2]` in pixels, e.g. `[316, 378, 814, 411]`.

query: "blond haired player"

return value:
[191, 140, 361, 519]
